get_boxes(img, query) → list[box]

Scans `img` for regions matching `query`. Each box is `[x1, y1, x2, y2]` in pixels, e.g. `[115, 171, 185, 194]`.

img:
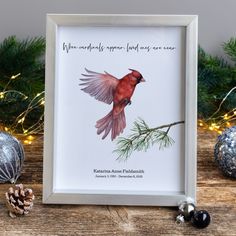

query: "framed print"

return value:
[43, 14, 198, 205]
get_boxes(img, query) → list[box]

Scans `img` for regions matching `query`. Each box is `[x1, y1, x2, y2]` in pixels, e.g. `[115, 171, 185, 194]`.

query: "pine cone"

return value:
[5, 183, 35, 218]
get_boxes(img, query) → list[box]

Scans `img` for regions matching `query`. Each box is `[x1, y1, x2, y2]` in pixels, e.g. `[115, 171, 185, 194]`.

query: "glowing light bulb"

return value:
[18, 117, 25, 124]
[11, 73, 21, 80]
[27, 135, 34, 141]
[24, 140, 32, 145]
[23, 129, 28, 134]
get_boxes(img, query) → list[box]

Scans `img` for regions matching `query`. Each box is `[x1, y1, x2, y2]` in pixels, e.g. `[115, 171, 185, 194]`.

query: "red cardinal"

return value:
[80, 68, 145, 140]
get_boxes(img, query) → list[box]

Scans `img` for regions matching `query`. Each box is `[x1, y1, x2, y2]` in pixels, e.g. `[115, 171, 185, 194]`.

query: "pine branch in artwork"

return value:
[113, 118, 184, 161]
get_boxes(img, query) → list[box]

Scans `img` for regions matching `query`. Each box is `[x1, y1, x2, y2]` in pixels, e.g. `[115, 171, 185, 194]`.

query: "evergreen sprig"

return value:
[223, 38, 236, 62]
[113, 118, 184, 161]
[198, 44, 236, 119]
[0, 36, 45, 130]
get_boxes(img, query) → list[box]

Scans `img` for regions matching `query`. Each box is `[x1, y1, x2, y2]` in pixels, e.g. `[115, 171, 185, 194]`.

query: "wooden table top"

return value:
[0, 128, 235, 235]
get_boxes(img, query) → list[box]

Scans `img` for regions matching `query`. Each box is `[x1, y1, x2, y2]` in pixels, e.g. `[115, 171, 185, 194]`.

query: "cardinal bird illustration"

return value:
[80, 68, 145, 140]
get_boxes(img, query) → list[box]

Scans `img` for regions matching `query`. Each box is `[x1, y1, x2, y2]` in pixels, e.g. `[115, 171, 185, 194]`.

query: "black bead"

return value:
[191, 210, 211, 228]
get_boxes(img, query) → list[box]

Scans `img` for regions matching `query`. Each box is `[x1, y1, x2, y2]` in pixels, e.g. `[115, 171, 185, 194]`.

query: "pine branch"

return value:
[113, 118, 184, 161]
[198, 45, 236, 119]
[223, 38, 236, 63]
[0, 36, 45, 131]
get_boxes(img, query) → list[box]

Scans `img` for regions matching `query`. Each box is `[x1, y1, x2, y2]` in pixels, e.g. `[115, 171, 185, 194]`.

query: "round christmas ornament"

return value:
[191, 210, 211, 228]
[214, 126, 236, 178]
[176, 201, 211, 229]
[0, 132, 24, 183]
[178, 201, 196, 221]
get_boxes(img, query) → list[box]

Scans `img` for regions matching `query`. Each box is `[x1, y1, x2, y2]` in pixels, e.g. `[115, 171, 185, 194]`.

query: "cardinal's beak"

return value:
[141, 77, 145, 82]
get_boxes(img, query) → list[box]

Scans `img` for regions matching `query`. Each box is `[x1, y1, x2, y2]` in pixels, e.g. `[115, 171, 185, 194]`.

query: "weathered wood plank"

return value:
[0, 194, 235, 236]
[0, 129, 235, 235]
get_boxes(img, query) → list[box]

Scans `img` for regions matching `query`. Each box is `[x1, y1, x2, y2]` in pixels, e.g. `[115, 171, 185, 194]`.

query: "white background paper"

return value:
[53, 26, 186, 193]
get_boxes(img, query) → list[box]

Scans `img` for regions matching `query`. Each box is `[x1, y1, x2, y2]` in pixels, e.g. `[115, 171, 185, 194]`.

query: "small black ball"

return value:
[191, 210, 211, 228]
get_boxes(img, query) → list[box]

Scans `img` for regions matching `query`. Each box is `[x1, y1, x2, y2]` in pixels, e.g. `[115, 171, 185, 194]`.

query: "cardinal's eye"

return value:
[137, 76, 142, 83]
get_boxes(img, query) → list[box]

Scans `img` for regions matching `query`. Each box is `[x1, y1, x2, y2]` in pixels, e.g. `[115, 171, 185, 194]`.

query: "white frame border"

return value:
[43, 14, 198, 206]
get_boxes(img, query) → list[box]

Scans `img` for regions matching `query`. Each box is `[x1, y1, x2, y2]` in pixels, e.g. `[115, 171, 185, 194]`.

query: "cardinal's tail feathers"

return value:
[95, 110, 126, 141]
[111, 110, 126, 140]
[96, 110, 113, 139]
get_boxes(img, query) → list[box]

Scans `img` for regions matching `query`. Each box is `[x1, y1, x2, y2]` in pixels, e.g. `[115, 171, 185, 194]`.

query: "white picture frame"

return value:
[43, 14, 198, 205]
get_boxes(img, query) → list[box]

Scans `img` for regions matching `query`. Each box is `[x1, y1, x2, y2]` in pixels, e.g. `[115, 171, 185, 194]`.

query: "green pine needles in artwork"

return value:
[0, 36, 45, 133]
[114, 118, 184, 161]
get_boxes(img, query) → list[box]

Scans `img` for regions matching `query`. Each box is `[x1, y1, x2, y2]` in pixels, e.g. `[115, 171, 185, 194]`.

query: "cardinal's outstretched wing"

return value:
[79, 68, 119, 104]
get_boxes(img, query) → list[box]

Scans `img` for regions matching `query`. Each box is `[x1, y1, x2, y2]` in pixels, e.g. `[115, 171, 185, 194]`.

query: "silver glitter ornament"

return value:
[0, 132, 24, 183]
[178, 201, 196, 221]
[214, 126, 236, 178]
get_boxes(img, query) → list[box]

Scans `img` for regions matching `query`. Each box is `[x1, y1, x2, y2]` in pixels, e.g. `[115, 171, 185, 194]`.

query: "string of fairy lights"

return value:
[0, 74, 235, 145]
[199, 110, 236, 134]
[0, 73, 44, 144]
[199, 86, 236, 134]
